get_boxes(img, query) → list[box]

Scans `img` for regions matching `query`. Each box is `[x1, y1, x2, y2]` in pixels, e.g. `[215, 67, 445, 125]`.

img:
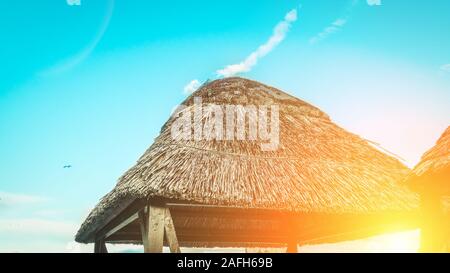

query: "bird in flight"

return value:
[63, 165, 72, 169]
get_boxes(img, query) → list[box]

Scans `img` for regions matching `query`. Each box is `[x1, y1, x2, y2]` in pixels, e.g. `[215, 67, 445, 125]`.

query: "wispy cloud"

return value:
[67, 0, 81, 6]
[40, 0, 114, 76]
[309, 18, 347, 44]
[440, 64, 450, 73]
[183, 79, 201, 94]
[0, 191, 47, 207]
[34, 209, 65, 218]
[0, 218, 77, 237]
[65, 242, 143, 253]
[216, 8, 299, 78]
[0, 218, 80, 252]
[309, 0, 362, 44]
[367, 0, 382, 6]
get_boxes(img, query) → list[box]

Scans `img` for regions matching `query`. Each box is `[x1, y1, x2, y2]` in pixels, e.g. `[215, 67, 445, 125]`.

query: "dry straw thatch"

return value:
[406, 126, 449, 252]
[406, 126, 450, 215]
[76, 77, 418, 244]
[407, 126, 450, 197]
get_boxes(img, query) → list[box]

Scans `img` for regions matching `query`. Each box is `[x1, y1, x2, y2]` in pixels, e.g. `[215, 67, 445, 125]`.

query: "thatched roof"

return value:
[76, 77, 418, 244]
[407, 126, 450, 197]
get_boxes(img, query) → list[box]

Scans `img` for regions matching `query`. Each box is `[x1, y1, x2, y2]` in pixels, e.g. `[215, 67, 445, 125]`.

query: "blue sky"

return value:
[0, 0, 449, 252]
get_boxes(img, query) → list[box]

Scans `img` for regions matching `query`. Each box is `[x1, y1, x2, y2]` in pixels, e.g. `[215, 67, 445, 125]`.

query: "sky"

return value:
[0, 0, 449, 252]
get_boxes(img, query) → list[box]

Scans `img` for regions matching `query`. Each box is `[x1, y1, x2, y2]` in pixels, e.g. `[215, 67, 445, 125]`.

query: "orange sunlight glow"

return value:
[298, 230, 420, 253]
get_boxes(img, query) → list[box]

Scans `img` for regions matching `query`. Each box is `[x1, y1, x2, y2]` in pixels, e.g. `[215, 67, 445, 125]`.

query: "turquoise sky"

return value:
[0, 0, 449, 252]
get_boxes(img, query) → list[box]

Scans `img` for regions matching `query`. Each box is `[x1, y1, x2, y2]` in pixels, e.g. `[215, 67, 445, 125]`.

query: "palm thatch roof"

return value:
[76, 77, 418, 245]
[406, 126, 449, 252]
[406, 126, 450, 196]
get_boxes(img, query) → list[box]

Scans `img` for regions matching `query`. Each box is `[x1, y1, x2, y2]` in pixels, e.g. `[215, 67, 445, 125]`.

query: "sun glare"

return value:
[299, 230, 420, 253]
[367, 230, 420, 253]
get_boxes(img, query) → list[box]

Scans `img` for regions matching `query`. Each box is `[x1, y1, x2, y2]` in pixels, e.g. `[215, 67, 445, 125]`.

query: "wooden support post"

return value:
[139, 202, 181, 253]
[143, 203, 166, 253]
[286, 217, 298, 253]
[286, 241, 298, 253]
[164, 208, 181, 253]
[138, 209, 150, 252]
[420, 193, 447, 253]
[94, 239, 108, 253]
[101, 242, 108, 253]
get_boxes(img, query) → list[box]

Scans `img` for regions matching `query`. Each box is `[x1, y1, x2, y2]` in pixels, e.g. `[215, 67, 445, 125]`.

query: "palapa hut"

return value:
[76, 77, 419, 253]
[406, 126, 450, 252]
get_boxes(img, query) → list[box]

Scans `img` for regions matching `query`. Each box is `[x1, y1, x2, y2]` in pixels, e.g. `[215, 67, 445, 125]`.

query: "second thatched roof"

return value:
[407, 126, 450, 196]
[76, 77, 418, 243]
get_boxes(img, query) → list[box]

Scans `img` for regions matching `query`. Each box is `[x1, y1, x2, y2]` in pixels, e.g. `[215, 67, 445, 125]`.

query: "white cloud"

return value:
[67, 0, 81, 6]
[0, 218, 78, 252]
[284, 9, 298, 21]
[367, 0, 382, 6]
[0, 218, 77, 237]
[216, 8, 298, 78]
[440, 64, 450, 73]
[309, 18, 347, 44]
[309, 0, 363, 45]
[65, 242, 144, 253]
[40, 0, 114, 76]
[183, 79, 201, 94]
[66, 242, 194, 253]
[0, 191, 47, 206]
[34, 209, 64, 218]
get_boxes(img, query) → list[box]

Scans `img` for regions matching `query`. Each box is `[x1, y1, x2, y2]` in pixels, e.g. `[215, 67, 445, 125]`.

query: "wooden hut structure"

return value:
[406, 126, 450, 252]
[75, 77, 419, 253]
